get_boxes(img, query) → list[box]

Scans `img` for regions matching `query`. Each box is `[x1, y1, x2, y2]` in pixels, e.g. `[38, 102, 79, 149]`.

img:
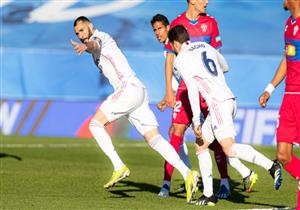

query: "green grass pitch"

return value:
[0, 135, 298, 210]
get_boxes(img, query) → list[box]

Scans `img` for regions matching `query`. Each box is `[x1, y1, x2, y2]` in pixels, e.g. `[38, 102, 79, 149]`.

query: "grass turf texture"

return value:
[0, 135, 298, 210]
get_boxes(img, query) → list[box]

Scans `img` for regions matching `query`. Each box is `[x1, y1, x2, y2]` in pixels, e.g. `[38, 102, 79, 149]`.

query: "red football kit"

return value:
[276, 16, 300, 145]
[164, 12, 222, 124]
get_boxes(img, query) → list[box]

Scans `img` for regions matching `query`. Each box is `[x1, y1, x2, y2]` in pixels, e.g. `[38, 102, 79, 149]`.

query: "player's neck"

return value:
[292, 10, 300, 19]
[186, 8, 200, 21]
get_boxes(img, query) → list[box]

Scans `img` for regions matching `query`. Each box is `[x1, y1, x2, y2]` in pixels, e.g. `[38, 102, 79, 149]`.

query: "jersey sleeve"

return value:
[210, 18, 222, 49]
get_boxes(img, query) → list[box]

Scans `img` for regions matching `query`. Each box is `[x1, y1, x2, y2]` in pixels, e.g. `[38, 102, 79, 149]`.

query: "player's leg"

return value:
[278, 142, 300, 178]
[91, 81, 148, 189]
[159, 85, 191, 197]
[208, 140, 231, 199]
[89, 110, 130, 189]
[215, 99, 281, 190]
[193, 115, 217, 206]
[277, 142, 300, 209]
[210, 140, 258, 194]
[129, 90, 199, 203]
[160, 123, 187, 197]
[276, 94, 300, 209]
[227, 157, 257, 192]
[199, 92, 231, 198]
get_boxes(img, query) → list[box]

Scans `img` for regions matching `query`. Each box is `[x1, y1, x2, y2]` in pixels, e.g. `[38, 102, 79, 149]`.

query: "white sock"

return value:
[228, 157, 251, 178]
[89, 119, 125, 171]
[179, 141, 191, 168]
[197, 149, 213, 197]
[230, 143, 273, 171]
[148, 135, 190, 180]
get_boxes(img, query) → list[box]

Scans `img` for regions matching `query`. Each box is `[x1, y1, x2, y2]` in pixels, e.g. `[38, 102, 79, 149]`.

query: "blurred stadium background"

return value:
[1, 0, 289, 145]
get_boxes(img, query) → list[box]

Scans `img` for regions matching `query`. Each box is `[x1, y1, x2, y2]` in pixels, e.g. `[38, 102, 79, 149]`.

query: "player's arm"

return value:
[178, 58, 203, 138]
[164, 52, 176, 107]
[84, 39, 101, 53]
[259, 55, 287, 108]
[70, 38, 100, 55]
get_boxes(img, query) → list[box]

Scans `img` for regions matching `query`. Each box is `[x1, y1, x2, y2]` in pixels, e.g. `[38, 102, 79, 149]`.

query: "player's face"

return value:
[194, 0, 208, 14]
[152, 21, 169, 43]
[74, 21, 93, 43]
[284, 0, 300, 11]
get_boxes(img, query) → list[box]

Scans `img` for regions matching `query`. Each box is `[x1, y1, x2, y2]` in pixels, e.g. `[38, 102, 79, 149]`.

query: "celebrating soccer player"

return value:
[71, 16, 199, 204]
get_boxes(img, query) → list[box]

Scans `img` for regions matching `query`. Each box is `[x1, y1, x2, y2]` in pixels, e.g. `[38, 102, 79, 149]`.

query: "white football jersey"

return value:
[173, 41, 235, 125]
[90, 29, 144, 90]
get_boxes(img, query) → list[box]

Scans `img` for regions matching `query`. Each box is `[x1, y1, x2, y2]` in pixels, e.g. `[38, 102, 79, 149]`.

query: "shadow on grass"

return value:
[0, 152, 22, 161]
[107, 180, 161, 198]
[106, 178, 288, 208]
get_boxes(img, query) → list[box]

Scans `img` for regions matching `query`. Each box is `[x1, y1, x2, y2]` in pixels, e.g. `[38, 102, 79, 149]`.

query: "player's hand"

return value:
[259, 91, 270, 108]
[164, 92, 175, 108]
[70, 39, 88, 55]
[157, 100, 167, 112]
[193, 125, 202, 139]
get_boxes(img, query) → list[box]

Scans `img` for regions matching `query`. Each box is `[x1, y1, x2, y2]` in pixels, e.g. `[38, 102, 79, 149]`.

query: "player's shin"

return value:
[148, 135, 190, 180]
[196, 149, 213, 197]
[89, 119, 125, 170]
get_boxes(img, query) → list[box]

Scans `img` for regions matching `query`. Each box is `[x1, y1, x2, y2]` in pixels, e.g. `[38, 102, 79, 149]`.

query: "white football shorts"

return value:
[202, 98, 237, 143]
[100, 78, 158, 136]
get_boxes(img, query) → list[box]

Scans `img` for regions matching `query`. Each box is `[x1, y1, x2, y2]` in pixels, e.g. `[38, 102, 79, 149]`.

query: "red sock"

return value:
[163, 134, 183, 181]
[209, 140, 229, 179]
[284, 156, 300, 180]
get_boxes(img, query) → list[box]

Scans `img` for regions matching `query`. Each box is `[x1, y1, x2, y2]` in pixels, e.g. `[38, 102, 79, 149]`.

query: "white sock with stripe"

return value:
[89, 119, 125, 171]
[148, 135, 190, 180]
[197, 149, 213, 197]
[230, 143, 273, 170]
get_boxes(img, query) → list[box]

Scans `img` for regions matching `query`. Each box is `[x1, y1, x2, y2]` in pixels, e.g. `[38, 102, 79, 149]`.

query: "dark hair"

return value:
[74, 16, 90, 26]
[168, 25, 190, 44]
[150, 14, 169, 27]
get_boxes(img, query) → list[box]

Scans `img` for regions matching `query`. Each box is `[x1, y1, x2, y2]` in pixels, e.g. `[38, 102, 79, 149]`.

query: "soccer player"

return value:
[259, 1, 300, 209]
[154, 0, 257, 199]
[168, 25, 282, 206]
[70, 16, 199, 204]
[151, 13, 192, 197]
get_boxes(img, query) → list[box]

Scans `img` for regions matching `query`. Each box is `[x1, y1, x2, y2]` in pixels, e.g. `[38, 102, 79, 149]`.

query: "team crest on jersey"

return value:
[286, 44, 296, 56]
[201, 24, 208, 32]
[293, 25, 299, 36]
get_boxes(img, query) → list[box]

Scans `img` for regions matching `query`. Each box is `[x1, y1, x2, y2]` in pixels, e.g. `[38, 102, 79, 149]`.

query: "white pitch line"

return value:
[0, 143, 148, 148]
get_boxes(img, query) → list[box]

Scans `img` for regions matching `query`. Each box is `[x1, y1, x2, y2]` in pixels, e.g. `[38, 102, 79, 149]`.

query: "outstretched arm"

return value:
[70, 39, 100, 55]
[259, 56, 287, 108]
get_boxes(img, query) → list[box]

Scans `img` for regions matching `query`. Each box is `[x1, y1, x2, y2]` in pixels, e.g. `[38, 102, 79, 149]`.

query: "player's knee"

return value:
[276, 152, 291, 166]
[89, 118, 104, 132]
[172, 124, 186, 136]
